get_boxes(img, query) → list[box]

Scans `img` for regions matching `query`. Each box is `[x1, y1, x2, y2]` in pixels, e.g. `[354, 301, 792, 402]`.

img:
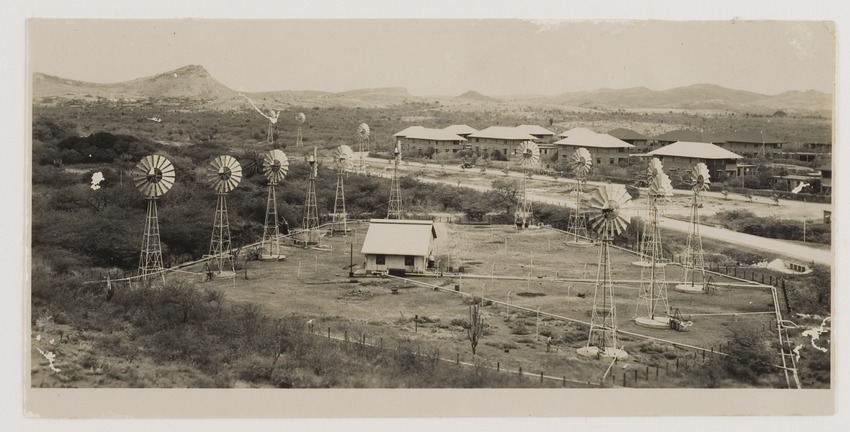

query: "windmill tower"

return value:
[634, 158, 673, 328]
[514, 141, 540, 229]
[331, 145, 354, 236]
[240, 94, 280, 146]
[295, 112, 306, 147]
[261, 149, 289, 260]
[206, 155, 242, 278]
[356, 123, 370, 174]
[301, 147, 320, 245]
[675, 163, 711, 294]
[387, 141, 404, 219]
[133, 155, 175, 282]
[577, 184, 631, 360]
[567, 148, 593, 246]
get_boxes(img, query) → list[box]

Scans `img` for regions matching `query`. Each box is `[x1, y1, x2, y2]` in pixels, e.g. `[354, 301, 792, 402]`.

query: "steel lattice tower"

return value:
[387, 143, 403, 219]
[332, 166, 348, 235]
[635, 197, 671, 322]
[567, 148, 592, 244]
[139, 198, 165, 282]
[588, 237, 618, 352]
[262, 185, 282, 256]
[514, 172, 533, 228]
[302, 148, 320, 245]
[567, 180, 589, 242]
[681, 190, 707, 288]
[209, 193, 235, 274]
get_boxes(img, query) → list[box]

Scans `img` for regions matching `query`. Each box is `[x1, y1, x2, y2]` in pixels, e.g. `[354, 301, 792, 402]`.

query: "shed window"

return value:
[376, 255, 386, 265]
[404, 256, 415, 266]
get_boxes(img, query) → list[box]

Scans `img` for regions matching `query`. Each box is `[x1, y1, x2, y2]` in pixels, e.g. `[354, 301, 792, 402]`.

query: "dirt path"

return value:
[360, 155, 832, 266]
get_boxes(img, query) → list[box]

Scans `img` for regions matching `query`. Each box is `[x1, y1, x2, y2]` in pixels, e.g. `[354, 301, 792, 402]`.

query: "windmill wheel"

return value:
[588, 184, 631, 239]
[133, 155, 175, 198]
[689, 163, 711, 192]
[334, 145, 355, 171]
[263, 149, 289, 184]
[517, 141, 540, 169]
[296, 112, 306, 124]
[357, 123, 370, 141]
[570, 148, 593, 178]
[647, 158, 672, 197]
[207, 155, 243, 193]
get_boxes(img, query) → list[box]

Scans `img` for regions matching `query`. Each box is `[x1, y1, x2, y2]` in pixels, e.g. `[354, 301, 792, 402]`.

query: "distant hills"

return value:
[32, 64, 832, 114]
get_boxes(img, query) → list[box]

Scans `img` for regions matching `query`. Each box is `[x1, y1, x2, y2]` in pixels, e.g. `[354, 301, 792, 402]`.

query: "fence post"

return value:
[645, 366, 649, 380]
[540, 372, 544, 384]
[519, 367, 523, 379]
[761, 274, 765, 284]
[634, 369, 638, 382]
[563, 376, 566, 388]
[497, 362, 500, 372]
[676, 358, 679, 369]
[456, 353, 459, 366]
[328, 327, 330, 338]
[623, 373, 626, 387]
[655, 365, 659, 379]
[344, 330, 348, 342]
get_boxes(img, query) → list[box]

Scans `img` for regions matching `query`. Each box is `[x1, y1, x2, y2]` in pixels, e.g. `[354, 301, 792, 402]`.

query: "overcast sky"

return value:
[28, 19, 835, 97]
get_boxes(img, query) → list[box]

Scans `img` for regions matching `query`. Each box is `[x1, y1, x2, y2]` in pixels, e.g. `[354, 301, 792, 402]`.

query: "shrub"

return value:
[511, 322, 530, 335]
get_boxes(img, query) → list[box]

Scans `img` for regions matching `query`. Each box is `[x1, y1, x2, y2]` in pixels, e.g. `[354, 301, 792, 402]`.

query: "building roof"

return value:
[647, 141, 743, 160]
[393, 126, 426, 138]
[607, 128, 648, 141]
[515, 125, 556, 136]
[361, 219, 437, 257]
[442, 124, 479, 135]
[558, 127, 597, 138]
[404, 127, 466, 142]
[655, 129, 723, 143]
[554, 131, 634, 149]
[469, 126, 537, 141]
[722, 131, 784, 144]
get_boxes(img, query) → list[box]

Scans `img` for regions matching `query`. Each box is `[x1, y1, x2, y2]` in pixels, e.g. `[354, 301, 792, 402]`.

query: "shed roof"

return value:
[442, 124, 479, 135]
[469, 126, 537, 141]
[393, 126, 426, 138]
[558, 127, 597, 138]
[607, 128, 648, 141]
[515, 125, 556, 136]
[647, 141, 743, 160]
[554, 131, 634, 149]
[361, 219, 437, 257]
[655, 129, 723, 143]
[722, 131, 784, 144]
[404, 127, 466, 142]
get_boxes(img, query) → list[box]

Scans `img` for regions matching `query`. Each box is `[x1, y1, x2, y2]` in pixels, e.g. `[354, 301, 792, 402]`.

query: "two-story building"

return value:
[442, 125, 479, 140]
[608, 128, 651, 152]
[361, 219, 437, 274]
[467, 126, 538, 159]
[646, 141, 743, 182]
[395, 127, 467, 157]
[718, 131, 784, 158]
[554, 128, 634, 166]
[515, 125, 558, 143]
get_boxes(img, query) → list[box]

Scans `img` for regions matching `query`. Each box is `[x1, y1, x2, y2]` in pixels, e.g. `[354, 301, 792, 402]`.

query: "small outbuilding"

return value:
[361, 219, 437, 274]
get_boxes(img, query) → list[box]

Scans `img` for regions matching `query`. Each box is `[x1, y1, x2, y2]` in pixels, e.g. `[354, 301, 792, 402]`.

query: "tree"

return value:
[722, 325, 776, 383]
[465, 303, 485, 356]
[488, 178, 518, 214]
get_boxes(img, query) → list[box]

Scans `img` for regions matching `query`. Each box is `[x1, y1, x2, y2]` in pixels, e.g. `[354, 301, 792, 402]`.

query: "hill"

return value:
[32, 64, 832, 114]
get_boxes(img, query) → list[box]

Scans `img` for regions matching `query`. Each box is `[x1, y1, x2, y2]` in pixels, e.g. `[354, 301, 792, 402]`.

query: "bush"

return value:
[511, 322, 530, 335]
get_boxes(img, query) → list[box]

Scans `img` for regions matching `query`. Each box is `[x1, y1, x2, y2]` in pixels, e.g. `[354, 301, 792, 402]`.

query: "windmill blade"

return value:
[650, 171, 674, 197]
[517, 141, 540, 168]
[647, 158, 663, 178]
[570, 148, 593, 177]
[296, 112, 306, 124]
[588, 184, 631, 238]
[207, 155, 243, 193]
[689, 163, 711, 192]
[334, 145, 355, 170]
[263, 149, 289, 184]
[134, 155, 176, 198]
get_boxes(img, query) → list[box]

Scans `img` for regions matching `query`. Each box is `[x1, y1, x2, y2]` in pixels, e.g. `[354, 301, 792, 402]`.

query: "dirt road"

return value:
[359, 154, 832, 266]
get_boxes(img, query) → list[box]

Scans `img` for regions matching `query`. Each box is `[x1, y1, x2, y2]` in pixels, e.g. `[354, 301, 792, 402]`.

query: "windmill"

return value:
[300, 146, 320, 245]
[514, 141, 540, 229]
[295, 112, 306, 147]
[387, 141, 404, 219]
[206, 155, 242, 279]
[634, 158, 673, 328]
[240, 94, 281, 146]
[577, 184, 631, 360]
[675, 163, 710, 294]
[567, 148, 593, 246]
[133, 155, 175, 282]
[356, 123, 370, 173]
[261, 149, 289, 260]
[331, 145, 354, 236]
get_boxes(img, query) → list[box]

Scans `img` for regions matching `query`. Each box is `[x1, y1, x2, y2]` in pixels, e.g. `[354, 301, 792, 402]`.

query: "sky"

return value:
[28, 19, 835, 97]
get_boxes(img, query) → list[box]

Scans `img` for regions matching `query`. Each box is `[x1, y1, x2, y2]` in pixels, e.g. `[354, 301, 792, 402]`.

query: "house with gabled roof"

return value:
[361, 219, 437, 274]
[442, 125, 478, 140]
[394, 127, 467, 157]
[554, 128, 634, 166]
[646, 141, 744, 181]
[718, 131, 784, 157]
[608, 128, 651, 152]
[468, 126, 537, 159]
[515, 125, 557, 143]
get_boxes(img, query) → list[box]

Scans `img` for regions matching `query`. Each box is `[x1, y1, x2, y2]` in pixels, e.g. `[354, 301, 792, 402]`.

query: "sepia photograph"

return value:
[14, 3, 845, 425]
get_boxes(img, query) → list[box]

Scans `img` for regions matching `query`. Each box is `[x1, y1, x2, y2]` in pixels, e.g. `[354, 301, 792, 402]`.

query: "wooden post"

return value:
[380, 338, 383, 349]
[623, 373, 626, 387]
[761, 273, 765, 284]
[344, 330, 348, 342]
[540, 372, 544, 384]
[645, 366, 649, 380]
[456, 353, 459, 366]
[655, 365, 659, 379]
[328, 327, 330, 338]
[634, 369, 638, 382]
[519, 367, 523, 379]
[676, 358, 679, 369]
[415, 315, 418, 333]
[497, 362, 500, 372]
[702, 349, 705, 362]
[666, 362, 669, 374]
[562, 376, 566, 388]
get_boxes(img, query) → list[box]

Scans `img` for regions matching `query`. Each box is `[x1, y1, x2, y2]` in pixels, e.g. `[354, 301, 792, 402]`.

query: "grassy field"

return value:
[174, 221, 784, 388]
